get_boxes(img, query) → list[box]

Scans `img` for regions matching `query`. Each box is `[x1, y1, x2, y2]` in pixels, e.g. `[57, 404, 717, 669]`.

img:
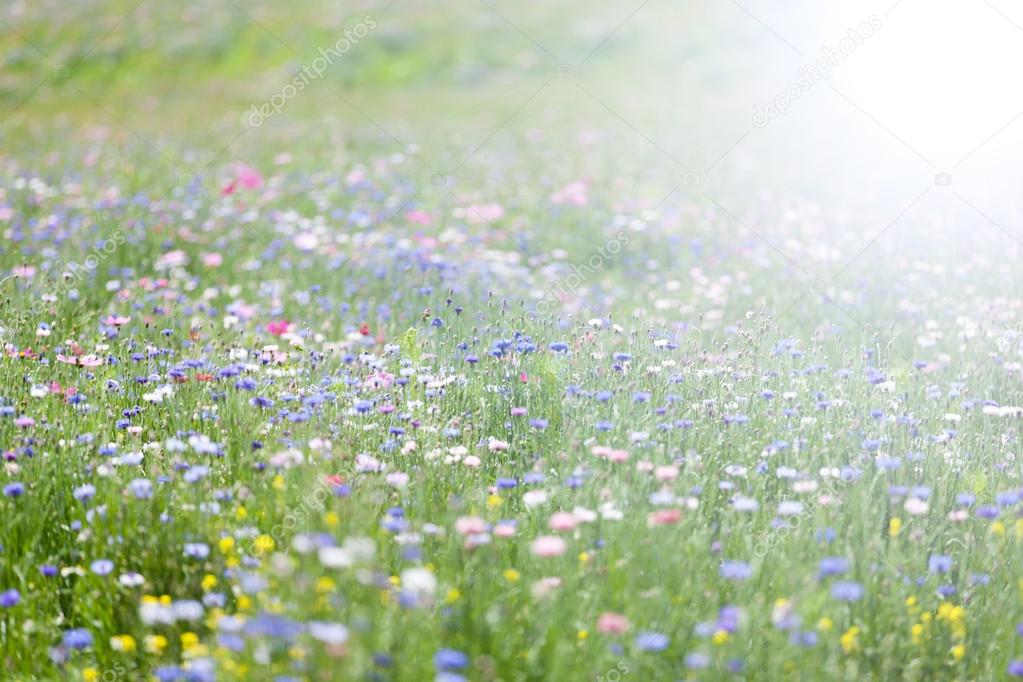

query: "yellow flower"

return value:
[237, 595, 252, 611]
[1016, 518, 1023, 539]
[388, 575, 401, 586]
[82, 668, 98, 682]
[578, 552, 590, 564]
[145, 634, 168, 654]
[911, 623, 925, 645]
[323, 511, 340, 527]
[110, 634, 136, 652]
[316, 577, 335, 594]
[201, 574, 218, 591]
[889, 517, 902, 537]
[840, 626, 860, 654]
[503, 568, 520, 582]
[951, 644, 965, 662]
[577, 629, 589, 641]
[487, 494, 502, 508]
[445, 588, 461, 604]
[235, 506, 247, 521]
[218, 536, 235, 554]
[713, 629, 730, 645]
[817, 617, 833, 632]
[181, 632, 199, 651]
[253, 534, 275, 553]
[991, 521, 1006, 537]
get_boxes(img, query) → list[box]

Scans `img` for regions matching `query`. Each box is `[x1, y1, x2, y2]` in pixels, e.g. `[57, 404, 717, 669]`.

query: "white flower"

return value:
[523, 490, 548, 508]
[904, 497, 929, 515]
[400, 568, 437, 598]
[309, 621, 349, 645]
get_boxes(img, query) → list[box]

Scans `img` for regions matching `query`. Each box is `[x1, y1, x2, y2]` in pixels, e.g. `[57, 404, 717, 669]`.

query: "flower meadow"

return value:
[2, 144, 1023, 682]
[4, 2, 1023, 681]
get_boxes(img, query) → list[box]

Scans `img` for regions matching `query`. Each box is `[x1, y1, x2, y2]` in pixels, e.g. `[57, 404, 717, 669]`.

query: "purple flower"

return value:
[928, 554, 952, 574]
[1009, 660, 1023, 677]
[3, 482, 24, 497]
[685, 653, 710, 668]
[0, 589, 19, 607]
[720, 561, 753, 581]
[90, 559, 114, 576]
[434, 648, 469, 671]
[635, 631, 670, 652]
[62, 628, 93, 650]
[72, 484, 96, 503]
[817, 557, 850, 579]
[830, 581, 864, 602]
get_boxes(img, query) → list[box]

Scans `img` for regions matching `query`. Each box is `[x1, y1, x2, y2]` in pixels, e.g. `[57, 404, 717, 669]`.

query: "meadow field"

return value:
[3, 1, 1023, 679]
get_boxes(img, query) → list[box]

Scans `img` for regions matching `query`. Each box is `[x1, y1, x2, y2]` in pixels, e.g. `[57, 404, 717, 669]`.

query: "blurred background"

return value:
[3, 0, 1023, 346]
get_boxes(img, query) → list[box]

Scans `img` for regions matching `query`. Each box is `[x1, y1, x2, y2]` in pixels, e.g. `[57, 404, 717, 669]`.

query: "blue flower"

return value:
[90, 559, 114, 576]
[830, 581, 864, 602]
[928, 554, 952, 574]
[635, 631, 669, 652]
[817, 557, 850, 579]
[434, 648, 469, 671]
[3, 482, 24, 497]
[0, 589, 19, 607]
[62, 628, 93, 650]
[720, 561, 752, 581]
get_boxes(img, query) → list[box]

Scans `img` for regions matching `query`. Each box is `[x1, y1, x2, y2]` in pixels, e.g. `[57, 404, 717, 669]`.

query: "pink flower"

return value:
[102, 315, 131, 327]
[222, 164, 263, 195]
[551, 180, 588, 206]
[56, 353, 104, 367]
[596, 612, 631, 634]
[647, 509, 682, 527]
[455, 516, 488, 536]
[406, 210, 433, 226]
[548, 511, 578, 532]
[654, 465, 679, 482]
[494, 522, 516, 538]
[592, 445, 630, 462]
[530, 535, 567, 557]
[266, 320, 291, 336]
[463, 203, 504, 225]
[362, 372, 394, 390]
[201, 252, 223, 267]
[235, 163, 264, 189]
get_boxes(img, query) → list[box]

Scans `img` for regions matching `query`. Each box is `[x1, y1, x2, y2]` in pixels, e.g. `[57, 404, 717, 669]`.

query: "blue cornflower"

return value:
[62, 628, 94, 650]
[817, 557, 850, 579]
[635, 631, 669, 652]
[434, 648, 469, 671]
[0, 589, 19, 607]
[928, 554, 952, 574]
[830, 581, 864, 602]
[90, 559, 114, 576]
